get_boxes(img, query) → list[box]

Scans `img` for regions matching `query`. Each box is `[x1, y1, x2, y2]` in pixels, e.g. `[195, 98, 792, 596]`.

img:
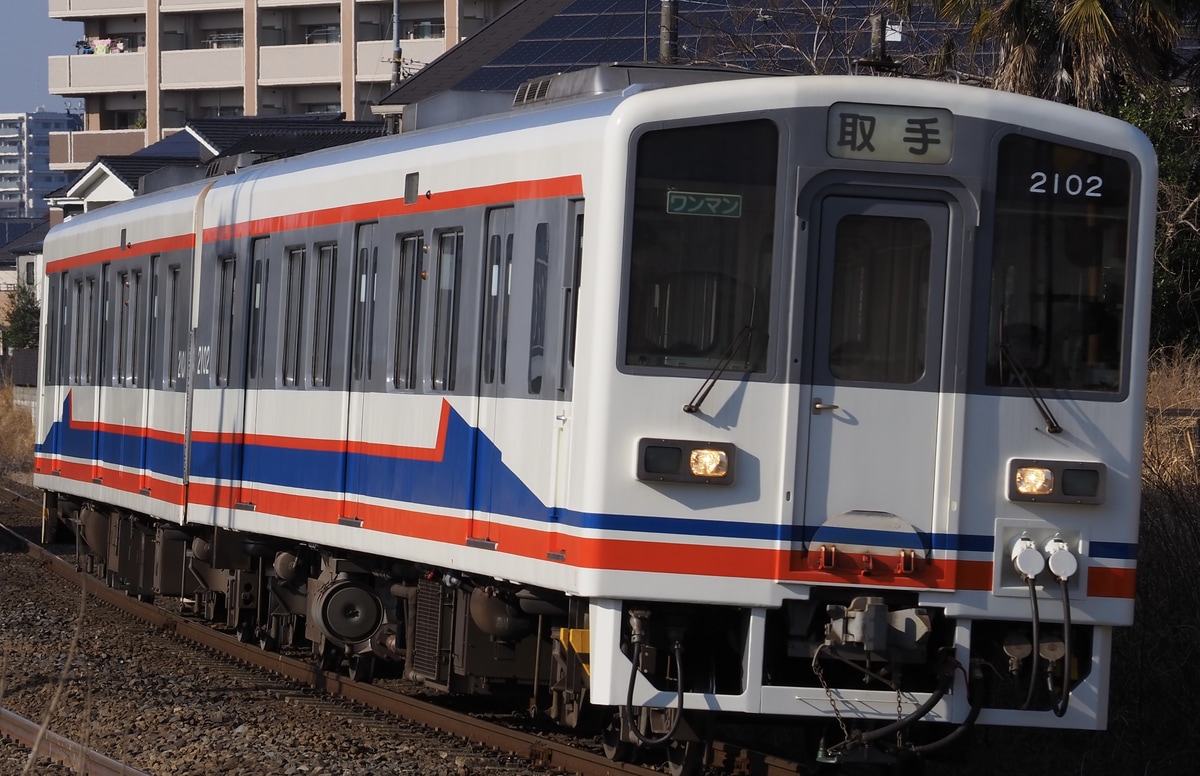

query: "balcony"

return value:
[49, 51, 147, 94]
[49, 0, 144, 17]
[159, 0, 241, 10]
[260, 43, 340, 86]
[356, 38, 448, 82]
[162, 47, 244, 89]
[260, 0, 344, 6]
[50, 129, 147, 171]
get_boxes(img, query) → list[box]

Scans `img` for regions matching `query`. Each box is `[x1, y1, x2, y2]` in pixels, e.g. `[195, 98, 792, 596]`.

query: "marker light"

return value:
[689, 448, 729, 478]
[1014, 467, 1054, 496]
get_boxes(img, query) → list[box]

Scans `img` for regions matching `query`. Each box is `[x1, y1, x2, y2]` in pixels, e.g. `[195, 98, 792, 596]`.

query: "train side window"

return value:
[247, 240, 268, 382]
[216, 256, 237, 387]
[482, 233, 500, 385]
[394, 233, 422, 390]
[116, 271, 130, 385]
[431, 229, 462, 391]
[528, 222, 548, 395]
[501, 233, 513, 385]
[625, 120, 777, 371]
[148, 257, 160, 387]
[43, 275, 61, 385]
[558, 203, 583, 396]
[74, 278, 96, 385]
[282, 248, 306, 387]
[350, 232, 378, 385]
[131, 270, 145, 387]
[55, 275, 71, 383]
[313, 244, 337, 388]
[167, 266, 182, 389]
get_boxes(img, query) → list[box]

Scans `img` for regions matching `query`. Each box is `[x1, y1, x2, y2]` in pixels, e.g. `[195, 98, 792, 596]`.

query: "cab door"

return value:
[799, 196, 950, 564]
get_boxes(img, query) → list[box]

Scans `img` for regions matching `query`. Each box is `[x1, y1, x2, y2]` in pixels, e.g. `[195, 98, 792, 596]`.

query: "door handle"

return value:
[813, 401, 839, 412]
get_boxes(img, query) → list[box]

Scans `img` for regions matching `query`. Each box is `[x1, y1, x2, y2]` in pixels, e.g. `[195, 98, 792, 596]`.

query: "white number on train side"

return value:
[1029, 172, 1104, 197]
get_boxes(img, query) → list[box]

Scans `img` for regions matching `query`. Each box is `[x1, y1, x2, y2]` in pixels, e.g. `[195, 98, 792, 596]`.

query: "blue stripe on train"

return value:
[38, 394, 1137, 560]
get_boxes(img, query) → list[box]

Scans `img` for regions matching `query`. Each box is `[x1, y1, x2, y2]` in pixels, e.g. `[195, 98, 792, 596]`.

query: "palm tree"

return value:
[896, 0, 1182, 110]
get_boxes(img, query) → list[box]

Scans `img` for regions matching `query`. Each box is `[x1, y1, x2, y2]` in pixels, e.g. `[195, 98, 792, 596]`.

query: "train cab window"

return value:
[985, 135, 1132, 392]
[432, 229, 463, 391]
[625, 119, 777, 371]
[394, 233, 423, 390]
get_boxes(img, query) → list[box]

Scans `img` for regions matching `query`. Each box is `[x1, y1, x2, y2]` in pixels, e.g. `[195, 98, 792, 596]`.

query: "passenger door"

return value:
[236, 240, 270, 509]
[799, 196, 949, 567]
[343, 223, 380, 522]
[469, 207, 515, 545]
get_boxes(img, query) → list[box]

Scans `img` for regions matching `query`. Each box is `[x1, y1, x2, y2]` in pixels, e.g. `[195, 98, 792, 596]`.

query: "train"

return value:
[34, 63, 1155, 773]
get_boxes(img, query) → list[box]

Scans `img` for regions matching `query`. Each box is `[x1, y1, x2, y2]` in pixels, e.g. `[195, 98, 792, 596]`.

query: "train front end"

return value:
[570, 75, 1155, 760]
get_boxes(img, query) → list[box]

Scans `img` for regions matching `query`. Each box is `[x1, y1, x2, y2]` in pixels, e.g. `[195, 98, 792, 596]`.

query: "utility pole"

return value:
[391, 0, 403, 91]
[658, 0, 678, 64]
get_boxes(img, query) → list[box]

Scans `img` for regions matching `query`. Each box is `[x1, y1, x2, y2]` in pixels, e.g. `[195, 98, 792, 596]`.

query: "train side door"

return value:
[343, 223, 380, 521]
[92, 264, 110, 482]
[236, 239, 270, 509]
[799, 196, 949, 560]
[470, 207, 515, 544]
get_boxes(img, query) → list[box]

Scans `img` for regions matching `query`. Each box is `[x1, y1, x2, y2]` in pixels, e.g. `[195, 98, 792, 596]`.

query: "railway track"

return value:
[0, 704, 150, 776]
[0, 482, 810, 776]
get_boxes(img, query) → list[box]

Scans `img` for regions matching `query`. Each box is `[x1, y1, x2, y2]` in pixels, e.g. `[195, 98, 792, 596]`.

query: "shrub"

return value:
[0, 381, 34, 475]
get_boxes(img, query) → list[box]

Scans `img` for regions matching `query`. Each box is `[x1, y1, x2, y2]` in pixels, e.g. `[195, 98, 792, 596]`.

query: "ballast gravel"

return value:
[0, 478, 553, 776]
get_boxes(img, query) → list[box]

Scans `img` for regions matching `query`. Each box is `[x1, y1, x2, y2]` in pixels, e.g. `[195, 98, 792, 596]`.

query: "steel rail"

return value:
[12, 529, 662, 776]
[0, 705, 151, 775]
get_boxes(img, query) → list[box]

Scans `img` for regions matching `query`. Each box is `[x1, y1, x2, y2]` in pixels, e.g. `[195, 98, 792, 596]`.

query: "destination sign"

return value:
[666, 191, 743, 218]
[827, 102, 954, 165]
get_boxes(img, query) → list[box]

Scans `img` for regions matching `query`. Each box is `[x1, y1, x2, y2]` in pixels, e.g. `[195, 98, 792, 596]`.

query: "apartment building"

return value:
[47, 0, 518, 171]
[0, 112, 82, 217]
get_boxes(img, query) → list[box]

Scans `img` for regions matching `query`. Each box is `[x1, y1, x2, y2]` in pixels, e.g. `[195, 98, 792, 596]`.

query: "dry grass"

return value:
[0, 382, 33, 476]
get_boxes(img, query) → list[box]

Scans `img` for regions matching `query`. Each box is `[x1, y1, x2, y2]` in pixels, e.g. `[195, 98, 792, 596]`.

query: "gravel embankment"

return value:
[0, 479, 552, 776]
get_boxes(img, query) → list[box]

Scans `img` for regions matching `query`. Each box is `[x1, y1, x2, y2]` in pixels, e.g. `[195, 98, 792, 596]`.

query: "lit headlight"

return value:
[638, 439, 736, 485]
[1009, 459, 1105, 504]
[1014, 466, 1054, 496]
[689, 448, 729, 478]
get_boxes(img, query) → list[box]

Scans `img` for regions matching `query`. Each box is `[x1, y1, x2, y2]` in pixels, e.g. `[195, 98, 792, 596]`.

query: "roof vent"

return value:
[512, 76, 555, 106]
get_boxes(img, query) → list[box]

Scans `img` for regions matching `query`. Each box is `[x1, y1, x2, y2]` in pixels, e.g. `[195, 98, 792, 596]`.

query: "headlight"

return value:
[1014, 466, 1054, 496]
[689, 448, 729, 478]
[638, 439, 736, 485]
[1008, 459, 1105, 504]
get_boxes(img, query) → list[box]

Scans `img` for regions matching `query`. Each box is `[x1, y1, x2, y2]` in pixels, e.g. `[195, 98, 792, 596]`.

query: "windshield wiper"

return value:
[1000, 342, 1062, 434]
[683, 325, 753, 414]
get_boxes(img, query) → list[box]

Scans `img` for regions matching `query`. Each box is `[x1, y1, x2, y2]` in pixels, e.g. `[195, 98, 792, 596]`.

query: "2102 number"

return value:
[1029, 172, 1103, 197]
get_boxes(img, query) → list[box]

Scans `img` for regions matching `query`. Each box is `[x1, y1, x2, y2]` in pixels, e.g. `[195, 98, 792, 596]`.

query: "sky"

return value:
[0, 2, 84, 114]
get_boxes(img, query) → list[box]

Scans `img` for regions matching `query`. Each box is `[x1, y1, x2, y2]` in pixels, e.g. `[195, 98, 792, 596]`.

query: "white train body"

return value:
[36, 67, 1155, 763]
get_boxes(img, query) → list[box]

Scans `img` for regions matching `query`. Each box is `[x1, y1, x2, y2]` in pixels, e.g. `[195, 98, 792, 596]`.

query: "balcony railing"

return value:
[49, 52, 147, 94]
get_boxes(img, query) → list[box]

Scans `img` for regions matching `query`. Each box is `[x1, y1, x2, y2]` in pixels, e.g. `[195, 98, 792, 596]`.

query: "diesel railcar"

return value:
[35, 65, 1155, 771]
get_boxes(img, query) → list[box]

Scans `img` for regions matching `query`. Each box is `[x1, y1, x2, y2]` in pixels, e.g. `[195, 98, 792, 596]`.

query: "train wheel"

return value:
[666, 740, 704, 776]
[315, 642, 342, 672]
[601, 714, 634, 762]
[257, 628, 278, 652]
[348, 654, 375, 684]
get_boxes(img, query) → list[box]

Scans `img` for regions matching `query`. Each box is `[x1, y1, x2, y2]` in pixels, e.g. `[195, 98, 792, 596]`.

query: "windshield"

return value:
[985, 134, 1132, 392]
[625, 119, 778, 371]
